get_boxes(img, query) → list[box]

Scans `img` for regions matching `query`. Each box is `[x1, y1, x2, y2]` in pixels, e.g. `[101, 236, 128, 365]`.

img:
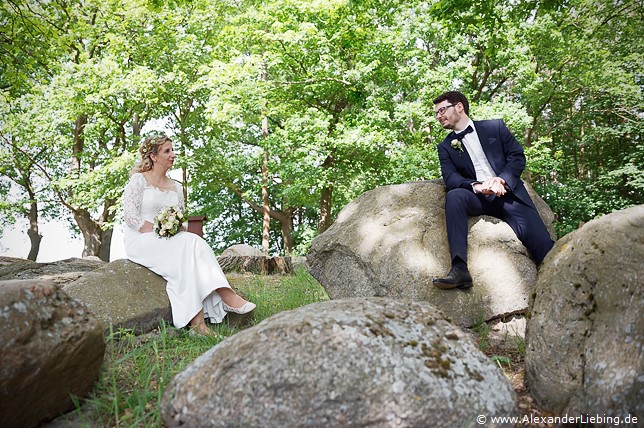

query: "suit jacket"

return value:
[437, 119, 536, 209]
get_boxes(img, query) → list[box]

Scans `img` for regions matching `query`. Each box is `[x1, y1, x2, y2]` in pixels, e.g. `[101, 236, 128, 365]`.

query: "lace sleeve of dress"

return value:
[175, 180, 185, 212]
[123, 173, 146, 231]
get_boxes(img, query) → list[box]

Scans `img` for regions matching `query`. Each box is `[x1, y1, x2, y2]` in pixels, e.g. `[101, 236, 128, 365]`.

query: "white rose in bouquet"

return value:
[154, 206, 186, 238]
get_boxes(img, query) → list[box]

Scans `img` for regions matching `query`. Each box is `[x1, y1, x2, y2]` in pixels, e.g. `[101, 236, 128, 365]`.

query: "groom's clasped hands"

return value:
[474, 176, 507, 197]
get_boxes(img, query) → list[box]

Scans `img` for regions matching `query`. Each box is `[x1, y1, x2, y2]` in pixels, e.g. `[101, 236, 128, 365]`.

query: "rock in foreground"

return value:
[0, 280, 104, 428]
[526, 205, 644, 416]
[162, 298, 516, 427]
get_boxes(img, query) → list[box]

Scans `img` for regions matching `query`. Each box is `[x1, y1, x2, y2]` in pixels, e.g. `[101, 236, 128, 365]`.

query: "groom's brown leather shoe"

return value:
[433, 266, 473, 290]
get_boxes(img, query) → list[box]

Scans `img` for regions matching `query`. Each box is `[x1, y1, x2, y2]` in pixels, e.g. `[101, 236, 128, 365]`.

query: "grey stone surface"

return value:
[0, 256, 105, 286]
[291, 255, 308, 271]
[0, 255, 33, 266]
[490, 317, 526, 341]
[0, 279, 104, 428]
[162, 298, 517, 427]
[525, 205, 644, 416]
[307, 180, 555, 327]
[220, 243, 262, 257]
[64, 258, 172, 333]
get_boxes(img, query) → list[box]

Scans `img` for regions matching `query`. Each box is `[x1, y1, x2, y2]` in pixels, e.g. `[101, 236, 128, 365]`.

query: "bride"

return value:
[122, 135, 255, 335]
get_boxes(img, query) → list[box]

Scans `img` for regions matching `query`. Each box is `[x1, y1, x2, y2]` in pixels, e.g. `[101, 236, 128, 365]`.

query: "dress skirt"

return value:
[125, 229, 229, 328]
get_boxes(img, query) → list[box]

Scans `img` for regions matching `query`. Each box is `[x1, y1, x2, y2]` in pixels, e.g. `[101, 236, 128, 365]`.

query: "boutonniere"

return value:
[451, 139, 463, 155]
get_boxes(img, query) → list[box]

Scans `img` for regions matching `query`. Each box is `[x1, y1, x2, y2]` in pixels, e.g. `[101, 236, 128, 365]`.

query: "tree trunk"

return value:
[258, 59, 273, 272]
[73, 208, 112, 262]
[229, 185, 296, 256]
[523, 126, 534, 185]
[71, 114, 87, 173]
[261, 112, 271, 273]
[580, 124, 585, 179]
[98, 227, 113, 262]
[318, 185, 333, 234]
[132, 112, 141, 137]
[74, 209, 100, 257]
[26, 199, 41, 261]
[218, 255, 292, 274]
[317, 154, 335, 234]
[261, 148, 270, 252]
[280, 208, 295, 254]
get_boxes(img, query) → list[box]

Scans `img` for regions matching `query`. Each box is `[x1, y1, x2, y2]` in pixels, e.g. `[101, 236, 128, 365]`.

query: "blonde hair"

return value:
[132, 135, 173, 173]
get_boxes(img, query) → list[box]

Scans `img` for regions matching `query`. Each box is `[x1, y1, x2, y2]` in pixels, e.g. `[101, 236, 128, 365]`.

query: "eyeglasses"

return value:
[434, 104, 456, 117]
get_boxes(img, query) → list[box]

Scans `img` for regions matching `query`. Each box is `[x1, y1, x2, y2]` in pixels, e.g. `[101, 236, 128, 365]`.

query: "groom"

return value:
[432, 91, 554, 290]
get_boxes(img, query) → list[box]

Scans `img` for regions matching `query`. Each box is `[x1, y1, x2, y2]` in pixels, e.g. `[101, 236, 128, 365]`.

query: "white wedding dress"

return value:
[123, 172, 229, 328]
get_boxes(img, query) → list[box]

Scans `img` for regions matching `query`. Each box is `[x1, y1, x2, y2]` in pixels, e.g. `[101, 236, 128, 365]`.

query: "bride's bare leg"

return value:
[188, 308, 214, 335]
[216, 287, 248, 308]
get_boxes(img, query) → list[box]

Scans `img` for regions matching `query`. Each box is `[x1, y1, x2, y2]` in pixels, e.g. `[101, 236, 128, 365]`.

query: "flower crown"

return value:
[140, 135, 170, 158]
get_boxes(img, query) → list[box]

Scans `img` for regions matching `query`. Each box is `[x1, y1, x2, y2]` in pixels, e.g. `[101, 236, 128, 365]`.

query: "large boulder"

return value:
[0, 257, 105, 286]
[64, 259, 253, 332]
[307, 180, 555, 327]
[161, 298, 516, 427]
[0, 279, 105, 428]
[220, 243, 262, 257]
[0, 255, 33, 267]
[525, 205, 644, 416]
[64, 258, 171, 333]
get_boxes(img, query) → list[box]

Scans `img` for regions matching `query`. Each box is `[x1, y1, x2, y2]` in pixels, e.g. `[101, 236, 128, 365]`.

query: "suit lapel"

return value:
[461, 144, 476, 178]
[447, 133, 476, 178]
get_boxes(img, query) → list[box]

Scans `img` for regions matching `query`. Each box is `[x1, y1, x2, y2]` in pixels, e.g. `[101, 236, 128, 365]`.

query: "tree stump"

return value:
[217, 256, 293, 274]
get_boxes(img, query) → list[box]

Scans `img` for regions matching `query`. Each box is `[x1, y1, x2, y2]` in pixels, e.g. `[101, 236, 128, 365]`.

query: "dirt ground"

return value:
[475, 317, 557, 428]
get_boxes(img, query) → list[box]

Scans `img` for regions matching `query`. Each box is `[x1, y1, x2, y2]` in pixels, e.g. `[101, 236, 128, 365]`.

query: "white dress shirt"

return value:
[455, 120, 496, 182]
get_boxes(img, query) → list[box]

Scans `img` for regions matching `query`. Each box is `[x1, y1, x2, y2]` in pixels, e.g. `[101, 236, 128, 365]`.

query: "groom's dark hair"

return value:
[433, 91, 469, 115]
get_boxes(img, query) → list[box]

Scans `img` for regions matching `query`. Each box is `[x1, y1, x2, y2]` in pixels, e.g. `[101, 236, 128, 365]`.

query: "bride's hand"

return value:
[139, 221, 154, 233]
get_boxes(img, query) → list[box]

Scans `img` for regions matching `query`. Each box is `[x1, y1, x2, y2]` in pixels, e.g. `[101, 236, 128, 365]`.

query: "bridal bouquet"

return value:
[154, 206, 186, 238]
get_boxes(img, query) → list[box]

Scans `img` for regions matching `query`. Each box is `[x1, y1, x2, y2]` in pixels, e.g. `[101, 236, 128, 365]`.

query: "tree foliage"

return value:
[1, 0, 641, 259]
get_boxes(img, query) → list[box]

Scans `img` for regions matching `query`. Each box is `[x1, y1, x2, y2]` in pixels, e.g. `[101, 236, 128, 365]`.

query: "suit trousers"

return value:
[444, 188, 554, 267]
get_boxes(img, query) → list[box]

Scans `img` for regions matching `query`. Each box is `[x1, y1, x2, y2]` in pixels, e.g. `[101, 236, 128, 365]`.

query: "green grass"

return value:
[64, 268, 328, 427]
[513, 334, 526, 355]
[471, 318, 493, 352]
[491, 355, 513, 371]
[233, 267, 329, 320]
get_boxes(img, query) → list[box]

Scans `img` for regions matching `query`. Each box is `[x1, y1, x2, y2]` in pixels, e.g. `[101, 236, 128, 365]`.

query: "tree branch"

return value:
[278, 40, 309, 76]
[0, 32, 53, 77]
[272, 77, 352, 86]
[0, 134, 75, 212]
[224, 181, 288, 223]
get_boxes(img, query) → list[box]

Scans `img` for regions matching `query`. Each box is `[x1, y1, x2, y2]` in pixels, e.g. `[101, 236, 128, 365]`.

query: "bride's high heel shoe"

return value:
[223, 301, 256, 314]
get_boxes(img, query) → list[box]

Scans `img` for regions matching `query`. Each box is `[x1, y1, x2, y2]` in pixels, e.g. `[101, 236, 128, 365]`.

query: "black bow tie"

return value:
[454, 125, 473, 140]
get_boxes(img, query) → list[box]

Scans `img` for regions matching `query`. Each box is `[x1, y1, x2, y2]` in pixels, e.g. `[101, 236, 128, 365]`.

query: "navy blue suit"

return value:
[437, 119, 554, 266]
